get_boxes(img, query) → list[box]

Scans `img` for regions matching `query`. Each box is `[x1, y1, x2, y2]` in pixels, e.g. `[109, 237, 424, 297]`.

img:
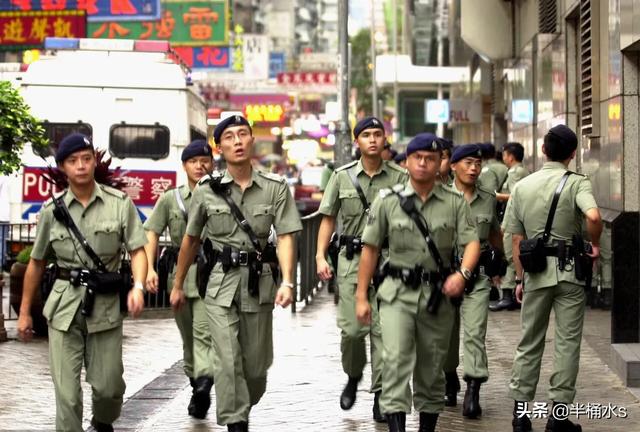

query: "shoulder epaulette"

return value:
[379, 187, 393, 198]
[197, 174, 212, 185]
[440, 183, 461, 196]
[335, 160, 358, 172]
[257, 170, 286, 184]
[100, 184, 127, 199]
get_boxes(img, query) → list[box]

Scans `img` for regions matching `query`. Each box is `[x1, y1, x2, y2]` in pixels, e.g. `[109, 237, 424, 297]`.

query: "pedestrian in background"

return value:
[478, 143, 508, 193]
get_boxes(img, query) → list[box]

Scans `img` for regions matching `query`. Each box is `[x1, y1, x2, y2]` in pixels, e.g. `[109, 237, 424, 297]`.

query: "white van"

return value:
[8, 37, 207, 227]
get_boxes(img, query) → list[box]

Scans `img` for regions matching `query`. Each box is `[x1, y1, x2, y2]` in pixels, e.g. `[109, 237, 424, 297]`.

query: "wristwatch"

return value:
[281, 282, 294, 289]
[134, 281, 146, 293]
[515, 278, 523, 285]
[458, 267, 473, 281]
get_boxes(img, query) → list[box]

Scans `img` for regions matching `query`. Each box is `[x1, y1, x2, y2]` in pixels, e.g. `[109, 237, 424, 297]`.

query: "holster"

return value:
[328, 232, 339, 269]
[572, 234, 593, 290]
[372, 259, 389, 290]
[519, 237, 547, 273]
[248, 259, 262, 297]
[119, 259, 132, 312]
[40, 263, 58, 303]
[262, 243, 280, 284]
[426, 274, 445, 314]
[196, 239, 216, 299]
[77, 271, 122, 317]
[158, 246, 179, 294]
[481, 247, 508, 278]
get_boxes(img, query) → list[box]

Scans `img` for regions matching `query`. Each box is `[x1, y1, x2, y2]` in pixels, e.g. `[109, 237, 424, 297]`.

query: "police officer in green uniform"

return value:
[170, 115, 302, 432]
[478, 143, 508, 193]
[506, 125, 602, 432]
[356, 133, 480, 432]
[316, 116, 407, 422]
[442, 144, 504, 418]
[491, 142, 530, 311]
[17, 133, 148, 432]
[143, 139, 215, 418]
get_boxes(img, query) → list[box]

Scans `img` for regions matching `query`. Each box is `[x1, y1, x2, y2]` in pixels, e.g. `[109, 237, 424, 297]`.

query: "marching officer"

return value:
[143, 139, 215, 418]
[17, 133, 148, 432]
[505, 125, 602, 432]
[316, 116, 407, 421]
[478, 143, 508, 193]
[442, 144, 504, 418]
[356, 133, 480, 432]
[170, 115, 302, 432]
[491, 142, 530, 311]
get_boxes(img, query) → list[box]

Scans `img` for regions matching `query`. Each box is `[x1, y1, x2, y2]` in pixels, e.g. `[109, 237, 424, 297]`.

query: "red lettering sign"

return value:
[0, 10, 86, 49]
[277, 71, 337, 86]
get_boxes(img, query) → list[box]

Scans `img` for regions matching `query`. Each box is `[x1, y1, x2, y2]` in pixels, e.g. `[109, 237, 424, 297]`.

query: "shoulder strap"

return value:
[209, 181, 263, 253]
[542, 171, 573, 243]
[174, 188, 187, 220]
[347, 166, 370, 211]
[393, 192, 447, 273]
[51, 193, 108, 273]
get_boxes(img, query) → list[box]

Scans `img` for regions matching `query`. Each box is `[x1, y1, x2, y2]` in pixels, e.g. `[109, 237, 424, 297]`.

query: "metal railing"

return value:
[292, 211, 323, 313]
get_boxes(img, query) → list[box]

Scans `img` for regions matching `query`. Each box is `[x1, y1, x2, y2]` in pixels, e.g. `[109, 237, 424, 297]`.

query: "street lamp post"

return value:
[370, 0, 378, 118]
[335, 0, 352, 168]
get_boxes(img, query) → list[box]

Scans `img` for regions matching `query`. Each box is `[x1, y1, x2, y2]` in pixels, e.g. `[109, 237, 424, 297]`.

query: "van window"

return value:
[109, 124, 170, 160]
[34, 122, 93, 158]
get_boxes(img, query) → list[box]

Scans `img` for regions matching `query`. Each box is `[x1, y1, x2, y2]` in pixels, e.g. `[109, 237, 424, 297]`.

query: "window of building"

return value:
[109, 124, 170, 160]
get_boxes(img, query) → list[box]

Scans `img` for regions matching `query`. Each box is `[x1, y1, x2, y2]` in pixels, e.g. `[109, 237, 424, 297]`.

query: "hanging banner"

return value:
[243, 33, 268, 80]
[0, 10, 86, 49]
[0, 0, 161, 22]
[87, 0, 228, 45]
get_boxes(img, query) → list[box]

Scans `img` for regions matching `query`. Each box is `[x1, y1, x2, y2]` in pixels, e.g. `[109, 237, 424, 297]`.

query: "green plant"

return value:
[16, 245, 33, 265]
[0, 81, 49, 175]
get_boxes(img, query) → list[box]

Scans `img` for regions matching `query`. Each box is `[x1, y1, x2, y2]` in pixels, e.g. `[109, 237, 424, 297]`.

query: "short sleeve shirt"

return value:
[502, 163, 530, 194]
[479, 160, 509, 193]
[453, 184, 499, 245]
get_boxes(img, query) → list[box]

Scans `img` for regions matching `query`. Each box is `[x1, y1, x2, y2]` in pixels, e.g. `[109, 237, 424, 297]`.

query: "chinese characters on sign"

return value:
[243, 104, 284, 123]
[277, 71, 337, 86]
[171, 46, 229, 69]
[119, 171, 175, 206]
[0, 0, 160, 22]
[87, 0, 228, 45]
[0, 10, 86, 49]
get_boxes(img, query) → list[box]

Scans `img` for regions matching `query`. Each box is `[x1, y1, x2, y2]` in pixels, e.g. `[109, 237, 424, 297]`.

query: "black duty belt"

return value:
[387, 265, 440, 288]
[56, 267, 75, 281]
[339, 236, 389, 249]
[215, 249, 259, 267]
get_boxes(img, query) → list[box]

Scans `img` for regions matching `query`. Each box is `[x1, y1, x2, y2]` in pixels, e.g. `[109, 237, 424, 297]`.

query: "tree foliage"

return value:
[0, 81, 49, 175]
[350, 28, 373, 113]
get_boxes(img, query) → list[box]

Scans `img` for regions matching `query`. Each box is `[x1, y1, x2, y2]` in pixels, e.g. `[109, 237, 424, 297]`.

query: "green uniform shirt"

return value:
[144, 184, 199, 298]
[453, 183, 499, 246]
[503, 162, 598, 290]
[362, 181, 478, 304]
[186, 169, 302, 312]
[479, 159, 508, 193]
[318, 159, 408, 283]
[31, 182, 147, 333]
[501, 162, 530, 194]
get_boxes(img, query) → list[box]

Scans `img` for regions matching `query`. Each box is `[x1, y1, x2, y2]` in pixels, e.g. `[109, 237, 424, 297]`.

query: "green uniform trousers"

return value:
[509, 281, 586, 403]
[502, 231, 516, 289]
[173, 296, 214, 379]
[48, 307, 125, 431]
[337, 282, 383, 392]
[444, 277, 491, 380]
[206, 301, 273, 425]
[379, 286, 455, 414]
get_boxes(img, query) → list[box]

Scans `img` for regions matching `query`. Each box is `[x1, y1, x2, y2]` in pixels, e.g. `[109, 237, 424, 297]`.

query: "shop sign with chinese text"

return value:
[0, 0, 160, 22]
[277, 71, 337, 86]
[0, 10, 86, 49]
[171, 45, 229, 69]
[87, 0, 228, 45]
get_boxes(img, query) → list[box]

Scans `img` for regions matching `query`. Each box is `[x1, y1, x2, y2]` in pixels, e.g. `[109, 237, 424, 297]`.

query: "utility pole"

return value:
[370, 0, 378, 118]
[335, 0, 352, 168]
[392, 0, 399, 144]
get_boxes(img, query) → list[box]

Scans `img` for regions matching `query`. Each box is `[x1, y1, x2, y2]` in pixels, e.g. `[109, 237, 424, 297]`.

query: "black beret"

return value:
[406, 133, 441, 156]
[354, 116, 384, 139]
[213, 114, 252, 144]
[55, 133, 93, 163]
[181, 139, 212, 161]
[393, 152, 407, 163]
[547, 124, 577, 148]
[450, 144, 483, 164]
[479, 143, 496, 157]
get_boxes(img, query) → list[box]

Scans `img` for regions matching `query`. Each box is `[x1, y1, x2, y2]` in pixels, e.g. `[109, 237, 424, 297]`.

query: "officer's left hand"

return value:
[443, 272, 466, 298]
[275, 285, 294, 308]
[127, 288, 145, 318]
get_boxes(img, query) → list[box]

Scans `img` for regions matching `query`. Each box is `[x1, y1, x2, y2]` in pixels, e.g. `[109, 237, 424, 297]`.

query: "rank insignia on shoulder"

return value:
[379, 188, 392, 198]
[367, 212, 376, 225]
[392, 184, 405, 193]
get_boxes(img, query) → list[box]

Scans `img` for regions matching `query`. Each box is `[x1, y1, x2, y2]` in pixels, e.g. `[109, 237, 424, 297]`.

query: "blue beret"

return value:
[55, 133, 93, 163]
[406, 133, 441, 156]
[547, 124, 577, 148]
[479, 143, 496, 157]
[181, 139, 212, 161]
[393, 152, 406, 163]
[450, 144, 483, 164]
[353, 116, 384, 139]
[213, 115, 251, 144]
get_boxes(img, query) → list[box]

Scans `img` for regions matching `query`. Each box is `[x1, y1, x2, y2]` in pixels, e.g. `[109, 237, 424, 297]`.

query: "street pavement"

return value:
[1, 287, 639, 431]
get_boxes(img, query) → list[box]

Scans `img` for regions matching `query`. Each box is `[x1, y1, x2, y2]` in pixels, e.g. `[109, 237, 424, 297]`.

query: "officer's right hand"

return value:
[146, 269, 159, 294]
[515, 282, 524, 304]
[17, 314, 34, 342]
[316, 256, 333, 281]
[170, 286, 186, 311]
[355, 298, 371, 325]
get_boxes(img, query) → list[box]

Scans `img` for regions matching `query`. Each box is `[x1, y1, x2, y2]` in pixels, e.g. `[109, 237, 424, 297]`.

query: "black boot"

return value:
[90, 417, 114, 432]
[512, 401, 532, 432]
[545, 402, 582, 431]
[227, 421, 249, 432]
[462, 378, 483, 419]
[373, 390, 386, 422]
[192, 376, 214, 419]
[188, 377, 197, 416]
[386, 412, 406, 432]
[339, 375, 361, 410]
[490, 289, 516, 311]
[418, 412, 438, 432]
[444, 371, 460, 407]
